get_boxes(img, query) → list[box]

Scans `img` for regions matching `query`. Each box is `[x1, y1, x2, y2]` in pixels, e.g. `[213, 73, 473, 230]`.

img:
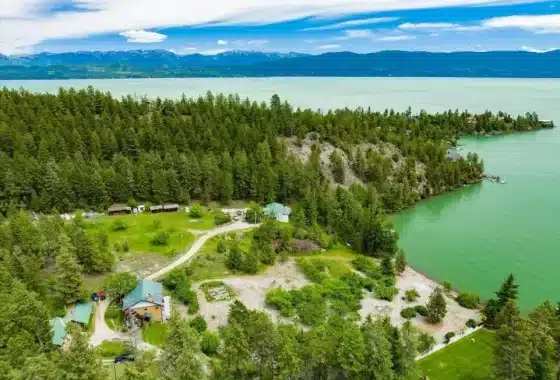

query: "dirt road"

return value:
[145, 221, 257, 281]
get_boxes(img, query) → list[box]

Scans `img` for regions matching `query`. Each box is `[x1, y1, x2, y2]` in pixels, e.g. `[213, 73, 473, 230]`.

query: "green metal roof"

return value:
[50, 318, 67, 346]
[264, 203, 291, 216]
[123, 280, 164, 310]
[67, 301, 93, 325]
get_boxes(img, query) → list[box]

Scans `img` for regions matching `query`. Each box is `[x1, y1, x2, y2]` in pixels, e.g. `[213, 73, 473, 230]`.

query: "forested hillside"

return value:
[1, 86, 547, 217]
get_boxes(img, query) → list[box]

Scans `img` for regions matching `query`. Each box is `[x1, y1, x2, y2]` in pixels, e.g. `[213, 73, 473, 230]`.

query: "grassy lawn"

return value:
[417, 329, 496, 380]
[85, 211, 199, 255]
[188, 231, 263, 281]
[142, 322, 169, 347]
[104, 302, 125, 332]
[98, 340, 129, 358]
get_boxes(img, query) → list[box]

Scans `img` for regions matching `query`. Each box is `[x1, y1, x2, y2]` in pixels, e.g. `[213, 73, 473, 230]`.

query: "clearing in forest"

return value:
[417, 328, 496, 380]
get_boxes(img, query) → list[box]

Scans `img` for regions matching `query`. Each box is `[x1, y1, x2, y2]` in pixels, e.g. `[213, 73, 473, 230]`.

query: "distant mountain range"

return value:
[1, 49, 559, 79]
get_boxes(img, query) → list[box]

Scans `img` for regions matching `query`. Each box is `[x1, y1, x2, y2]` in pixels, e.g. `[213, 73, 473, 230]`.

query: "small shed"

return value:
[163, 204, 180, 212]
[264, 202, 292, 223]
[107, 204, 132, 215]
[150, 205, 163, 213]
[50, 318, 67, 346]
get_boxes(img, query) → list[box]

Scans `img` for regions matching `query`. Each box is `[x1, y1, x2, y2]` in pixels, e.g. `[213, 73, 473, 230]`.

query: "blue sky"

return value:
[1, 0, 559, 55]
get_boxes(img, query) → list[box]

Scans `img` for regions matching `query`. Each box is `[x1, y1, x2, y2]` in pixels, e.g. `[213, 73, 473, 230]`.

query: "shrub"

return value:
[189, 316, 207, 333]
[214, 211, 231, 226]
[414, 305, 428, 317]
[466, 319, 478, 328]
[151, 231, 170, 246]
[144, 202, 152, 212]
[404, 288, 420, 302]
[217, 239, 227, 253]
[200, 331, 220, 355]
[375, 283, 399, 301]
[122, 240, 129, 252]
[352, 256, 381, 279]
[418, 332, 437, 354]
[456, 292, 481, 309]
[245, 203, 264, 223]
[400, 307, 417, 319]
[266, 288, 296, 317]
[443, 281, 453, 293]
[444, 332, 456, 343]
[189, 205, 204, 218]
[111, 220, 128, 231]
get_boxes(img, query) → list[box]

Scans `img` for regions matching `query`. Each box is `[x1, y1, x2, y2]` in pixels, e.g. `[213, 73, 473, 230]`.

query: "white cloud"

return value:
[184, 47, 197, 51]
[399, 22, 459, 30]
[378, 35, 416, 41]
[303, 17, 398, 31]
[521, 45, 556, 53]
[316, 44, 341, 50]
[482, 14, 560, 34]
[0, 0, 543, 54]
[430, 32, 439, 37]
[344, 29, 374, 38]
[119, 30, 167, 43]
[217, 39, 228, 45]
[247, 39, 269, 46]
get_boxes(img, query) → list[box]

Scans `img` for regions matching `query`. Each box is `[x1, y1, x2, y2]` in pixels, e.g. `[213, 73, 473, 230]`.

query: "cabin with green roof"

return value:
[123, 279, 164, 321]
[264, 202, 291, 223]
[49, 301, 93, 346]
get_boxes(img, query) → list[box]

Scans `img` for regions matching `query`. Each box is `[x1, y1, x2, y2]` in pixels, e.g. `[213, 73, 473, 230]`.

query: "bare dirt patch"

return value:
[195, 260, 310, 330]
[359, 267, 480, 343]
[116, 253, 175, 278]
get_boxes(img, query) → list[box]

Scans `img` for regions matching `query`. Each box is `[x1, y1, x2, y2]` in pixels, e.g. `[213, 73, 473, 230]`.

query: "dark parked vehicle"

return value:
[91, 290, 106, 301]
[114, 354, 135, 363]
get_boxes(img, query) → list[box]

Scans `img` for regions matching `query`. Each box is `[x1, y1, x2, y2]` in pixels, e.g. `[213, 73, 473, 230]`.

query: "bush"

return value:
[189, 205, 204, 218]
[122, 240, 129, 252]
[400, 307, 417, 319]
[375, 283, 399, 301]
[189, 316, 207, 333]
[443, 281, 452, 293]
[418, 332, 437, 354]
[144, 201, 152, 212]
[111, 220, 128, 231]
[404, 288, 420, 302]
[217, 239, 226, 254]
[200, 331, 220, 355]
[266, 288, 295, 317]
[456, 292, 481, 309]
[466, 319, 478, 328]
[214, 211, 231, 226]
[414, 305, 428, 317]
[245, 203, 264, 223]
[151, 231, 170, 246]
[352, 256, 381, 279]
[444, 332, 456, 343]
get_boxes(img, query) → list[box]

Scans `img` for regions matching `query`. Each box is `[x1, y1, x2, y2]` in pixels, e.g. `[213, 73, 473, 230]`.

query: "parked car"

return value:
[91, 290, 106, 301]
[91, 292, 99, 301]
[114, 354, 135, 363]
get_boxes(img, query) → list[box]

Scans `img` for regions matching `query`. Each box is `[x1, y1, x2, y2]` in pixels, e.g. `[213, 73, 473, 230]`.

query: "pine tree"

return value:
[59, 325, 107, 380]
[496, 274, 519, 307]
[226, 244, 243, 271]
[160, 317, 204, 380]
[381, 254, 394, 277]
[243, 249, 259, 275]
[395, 249, 407, 274]
[53, 234, 85, 305]
[426, 287, 447, 324]
[361, 316, 394, 380]
[494, 305, 534, 380]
